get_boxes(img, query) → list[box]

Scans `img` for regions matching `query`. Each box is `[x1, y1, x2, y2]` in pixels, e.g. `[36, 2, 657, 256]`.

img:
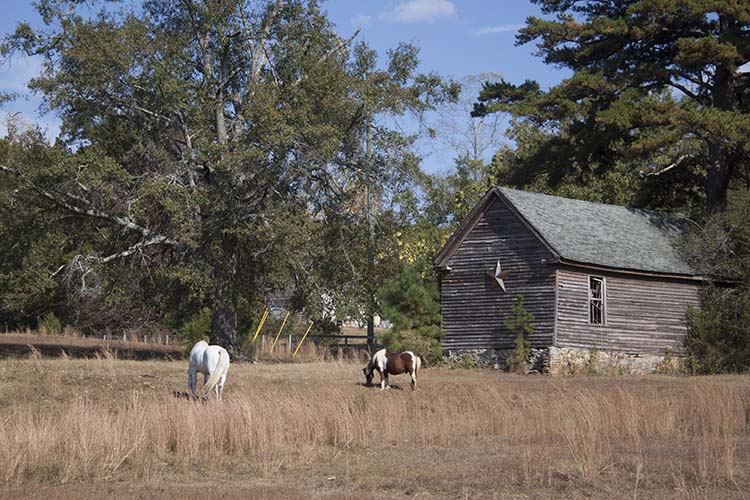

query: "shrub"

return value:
[685, 286, 750, 374]
[654, 347, 678, 375]
[682, 190, 750, 374]
[39, 312, 62, 335]
[177, 308, 211, 348]
[380, 325, 443, 365]
[586, 347, 600, 376]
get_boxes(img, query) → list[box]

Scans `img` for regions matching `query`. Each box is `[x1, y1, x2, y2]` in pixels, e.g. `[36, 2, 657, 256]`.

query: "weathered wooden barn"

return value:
[434, 187, 704, 373]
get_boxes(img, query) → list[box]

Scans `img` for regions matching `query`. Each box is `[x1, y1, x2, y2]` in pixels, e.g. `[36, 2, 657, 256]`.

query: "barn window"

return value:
[588, 276, 606, 324]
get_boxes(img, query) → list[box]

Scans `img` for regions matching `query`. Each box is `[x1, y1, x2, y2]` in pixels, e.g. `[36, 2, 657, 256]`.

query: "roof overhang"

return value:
[556, 259, 708, 282]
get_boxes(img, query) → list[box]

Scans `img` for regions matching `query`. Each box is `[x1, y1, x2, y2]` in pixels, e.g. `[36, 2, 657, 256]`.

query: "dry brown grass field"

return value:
[0, 333, 183, 359]
[0, 353, 749, 500]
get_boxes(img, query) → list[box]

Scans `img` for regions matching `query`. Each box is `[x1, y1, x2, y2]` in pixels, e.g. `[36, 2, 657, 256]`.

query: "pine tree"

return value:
[474, 1, 750, 213]
[378, 262, 443, 363]
[504, 294, 534, 373]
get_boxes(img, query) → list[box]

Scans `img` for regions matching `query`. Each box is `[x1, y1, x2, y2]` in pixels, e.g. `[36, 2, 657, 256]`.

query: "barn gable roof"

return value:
[434, 186, 700, 278]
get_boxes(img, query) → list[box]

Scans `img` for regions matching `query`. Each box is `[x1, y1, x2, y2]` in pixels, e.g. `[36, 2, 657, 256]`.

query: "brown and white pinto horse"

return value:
[362, 348, 421, 390]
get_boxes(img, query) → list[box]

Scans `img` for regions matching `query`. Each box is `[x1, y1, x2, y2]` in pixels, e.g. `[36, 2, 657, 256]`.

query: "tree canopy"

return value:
[0, 0, 457, 353]
[474, 0, 750, 213]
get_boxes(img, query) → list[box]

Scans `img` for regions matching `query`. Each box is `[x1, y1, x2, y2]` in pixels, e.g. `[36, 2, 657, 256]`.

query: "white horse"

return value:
[188, 340, 230, 400]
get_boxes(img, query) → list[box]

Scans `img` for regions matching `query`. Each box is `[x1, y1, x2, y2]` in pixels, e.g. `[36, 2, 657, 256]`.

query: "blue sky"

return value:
[0, 0, 569, 174]
[324, 1, 565, 88]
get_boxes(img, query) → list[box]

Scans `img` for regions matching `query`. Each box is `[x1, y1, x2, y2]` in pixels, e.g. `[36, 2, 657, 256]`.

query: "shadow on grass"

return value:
[356, 382, 405, 391]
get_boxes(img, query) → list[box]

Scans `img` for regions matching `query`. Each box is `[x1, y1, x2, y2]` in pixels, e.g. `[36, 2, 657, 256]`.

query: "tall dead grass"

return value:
[1, 371, 747, 489]
[254, 335, 369, 364]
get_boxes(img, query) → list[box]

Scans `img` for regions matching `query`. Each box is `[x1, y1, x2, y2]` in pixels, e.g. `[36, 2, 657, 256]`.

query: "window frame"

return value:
[588, 275, 606, 325]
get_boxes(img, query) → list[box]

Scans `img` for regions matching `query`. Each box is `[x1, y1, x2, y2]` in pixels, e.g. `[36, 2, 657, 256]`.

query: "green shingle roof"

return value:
[497, 187, 697, 276]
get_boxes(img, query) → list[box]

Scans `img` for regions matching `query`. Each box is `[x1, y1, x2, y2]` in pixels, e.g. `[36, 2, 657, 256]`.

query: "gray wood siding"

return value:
[555, 267, 701, 354]
[441, 197, 556, 350]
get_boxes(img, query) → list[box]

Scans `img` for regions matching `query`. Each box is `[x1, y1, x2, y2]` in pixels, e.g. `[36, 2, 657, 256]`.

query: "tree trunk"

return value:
[705, 21, 736, 214]
[706, 140, 733, 214]
[210, 295, 240, 357]
[209, 255, 240, 357]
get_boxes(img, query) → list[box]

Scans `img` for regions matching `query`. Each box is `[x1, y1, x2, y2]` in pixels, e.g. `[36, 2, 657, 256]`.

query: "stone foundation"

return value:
[444, 348, 547, 373]
[445, 346, 680, 375]
[546, 347, 680, 375]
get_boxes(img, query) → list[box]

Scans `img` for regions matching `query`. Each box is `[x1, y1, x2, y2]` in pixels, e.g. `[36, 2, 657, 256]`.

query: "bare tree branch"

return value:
[98, 235, 177, 263]
[0, 164, 182, 247]
[293, 29, 361, 86]
[642, 155, 691, 177]
[244, 0, 284, 85]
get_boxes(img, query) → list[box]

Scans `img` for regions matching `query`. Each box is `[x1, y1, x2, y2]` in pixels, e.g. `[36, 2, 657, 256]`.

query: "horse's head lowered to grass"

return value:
[362, 364, 375, 386]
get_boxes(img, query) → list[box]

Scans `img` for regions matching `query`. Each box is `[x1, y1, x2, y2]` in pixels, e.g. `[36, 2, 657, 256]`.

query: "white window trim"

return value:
[588, 275, 607, 325]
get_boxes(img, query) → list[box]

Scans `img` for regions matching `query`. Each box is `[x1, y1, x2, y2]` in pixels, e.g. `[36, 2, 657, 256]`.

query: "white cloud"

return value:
[382, 0, 455, 23]
[473, 23, 524, 36]
[351, 14, 372, 26]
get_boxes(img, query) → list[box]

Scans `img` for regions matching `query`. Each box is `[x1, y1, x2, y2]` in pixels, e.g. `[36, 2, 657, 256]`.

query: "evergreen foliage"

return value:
[474, 1, 750, 213]
[683, 190, 750, 373]
[39, 312, 62, 335]
[378, 262, 443, 364]
[504, 294, 534, 373]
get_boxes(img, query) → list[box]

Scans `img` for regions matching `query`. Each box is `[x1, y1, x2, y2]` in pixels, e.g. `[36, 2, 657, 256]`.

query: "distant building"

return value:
[434, 187, 704, 374]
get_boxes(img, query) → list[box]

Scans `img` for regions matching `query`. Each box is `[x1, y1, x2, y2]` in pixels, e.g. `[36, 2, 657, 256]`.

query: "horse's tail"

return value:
[415, 354, 422, 374]
[202, 348, 229, 398]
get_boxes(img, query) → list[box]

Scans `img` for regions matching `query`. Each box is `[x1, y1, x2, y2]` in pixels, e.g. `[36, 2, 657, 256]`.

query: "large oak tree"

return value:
[0, 0, 455, 353]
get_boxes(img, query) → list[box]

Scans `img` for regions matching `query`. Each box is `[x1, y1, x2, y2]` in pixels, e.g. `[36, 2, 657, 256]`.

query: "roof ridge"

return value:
[496, 186, 684, 221]
[495, 186, 697, 276]
[436, 186, 699, 277]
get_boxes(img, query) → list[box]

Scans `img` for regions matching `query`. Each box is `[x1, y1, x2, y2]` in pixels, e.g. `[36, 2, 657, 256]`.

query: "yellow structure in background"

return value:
[251, 308, 269, 343]
[271, 311, 290, 351]
[292, 321, 314, 357]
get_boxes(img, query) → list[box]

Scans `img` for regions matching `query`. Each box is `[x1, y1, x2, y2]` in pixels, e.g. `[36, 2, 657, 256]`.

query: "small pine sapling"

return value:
[504, 294, 534, 373]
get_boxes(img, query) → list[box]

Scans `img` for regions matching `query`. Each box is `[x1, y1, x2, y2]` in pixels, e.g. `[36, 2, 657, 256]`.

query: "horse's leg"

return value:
[188, 367, 197, 397]
[410, 368, 417, 391]
[217, 371, 227, 401]
[384, 372, 390, 390]
[379, 370, 386, 390]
